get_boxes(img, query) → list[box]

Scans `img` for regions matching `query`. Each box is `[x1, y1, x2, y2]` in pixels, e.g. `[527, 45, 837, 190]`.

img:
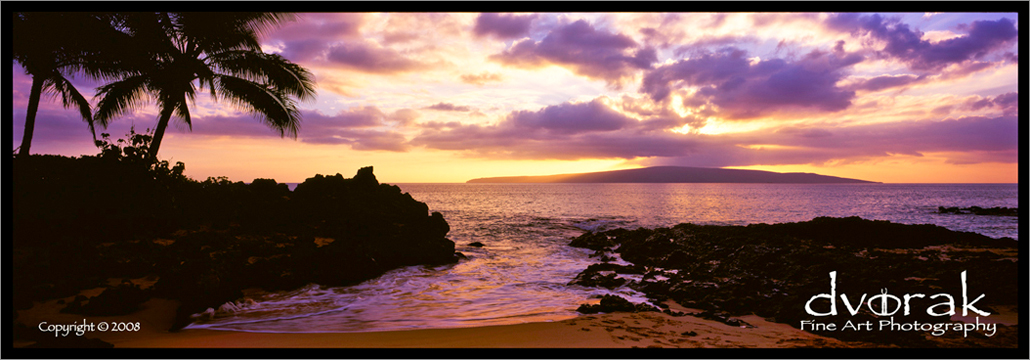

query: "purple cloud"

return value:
[411, 91, 1016, 167]
[848, 74, 926, 92]
[267, 14, 363, 63]
[184, 107, 384, 139]
[325, 41, 425, 74]
[424, 102, 472, 112]
[637, 14, 688, 49]
[638, 114, 1018, 168]
[277, 39, 333, 63]
[507, 99, 633, 134]
[302, 129, 409, 152]
[190, 107, 410, 152]
[641, 48, 861, 119]
[387, 108, 420, 127]
[991, 92, 1018, 115]
[825, 14, 1017, 71]
[781, 116, 1017, 155]
[411, 98, 698, 160]
[963, 92, 1018, 116]
[775, 127, 834, 139]
[419, 98, 640, 142]
[473, 13, 538, 39]
[12, 108, 108, 145]
[1003, 52, 1018, 64]
[489, 19, 656, 85]
[672, 35, 758, 58]
[413, 122, 701, 160]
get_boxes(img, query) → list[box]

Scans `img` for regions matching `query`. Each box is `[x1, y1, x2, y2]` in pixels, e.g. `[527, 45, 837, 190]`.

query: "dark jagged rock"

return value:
[576, 295, 658, 314]
[60, 282, 152, 316]
[157, 167, 457, 330]
[59, 295, 89, 315]
[694, 310, 755, 328]
[568, 217, 1019, 347]
[581, 262, 645, 274]
[662, 309, 687, 317]
[569, 272, 626, 289]
[938, 206, 1018, 216]
[568, 263, 646, 289]
[14, 155, 458, 332]
[468, 241, 486, 247]
[352, 165, 380, 189]
[569, 232, 614, 251]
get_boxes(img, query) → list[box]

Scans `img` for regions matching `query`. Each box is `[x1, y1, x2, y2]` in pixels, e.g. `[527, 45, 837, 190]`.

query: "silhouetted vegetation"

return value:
[13, 131, 458, 331]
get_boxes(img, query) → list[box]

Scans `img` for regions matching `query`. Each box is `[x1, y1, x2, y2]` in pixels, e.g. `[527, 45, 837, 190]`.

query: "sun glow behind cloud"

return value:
[11, 11, 1019, 183]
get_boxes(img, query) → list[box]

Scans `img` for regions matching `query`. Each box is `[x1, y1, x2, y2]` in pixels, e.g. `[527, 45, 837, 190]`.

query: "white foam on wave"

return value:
[182, 215, 657, 333]
[570, 217, 636, 233]
[184, 306, 349, 331]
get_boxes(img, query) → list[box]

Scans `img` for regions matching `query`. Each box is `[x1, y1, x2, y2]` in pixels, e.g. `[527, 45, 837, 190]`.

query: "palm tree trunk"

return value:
[18, 76, 45, 158]
[148, 107, 174, 162]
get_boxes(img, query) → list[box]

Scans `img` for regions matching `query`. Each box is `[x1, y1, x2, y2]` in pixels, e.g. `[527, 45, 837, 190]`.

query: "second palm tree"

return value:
[94, 12, 317, 162]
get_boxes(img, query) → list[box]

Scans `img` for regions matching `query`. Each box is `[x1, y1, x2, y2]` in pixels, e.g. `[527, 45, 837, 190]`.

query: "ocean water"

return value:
[184, 183, 1018, 333]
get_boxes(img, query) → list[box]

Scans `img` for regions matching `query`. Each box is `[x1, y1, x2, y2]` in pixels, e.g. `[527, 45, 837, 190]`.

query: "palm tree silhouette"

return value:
[12, 13, 131, 158]
[93, 12, 316, 161]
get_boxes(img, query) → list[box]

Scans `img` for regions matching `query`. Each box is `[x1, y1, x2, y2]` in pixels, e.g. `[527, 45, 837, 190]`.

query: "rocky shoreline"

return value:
[11, 152, 1020, 349]
[568, 217, 1019, 347]
[13, 157, 460, 339]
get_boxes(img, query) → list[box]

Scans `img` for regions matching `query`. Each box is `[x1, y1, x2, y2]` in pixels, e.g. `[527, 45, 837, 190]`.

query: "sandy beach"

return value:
[14, 294, 873, 349]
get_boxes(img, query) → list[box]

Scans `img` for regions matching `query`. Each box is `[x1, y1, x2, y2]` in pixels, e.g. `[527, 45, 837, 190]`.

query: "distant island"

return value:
[466, 166, 879, 184]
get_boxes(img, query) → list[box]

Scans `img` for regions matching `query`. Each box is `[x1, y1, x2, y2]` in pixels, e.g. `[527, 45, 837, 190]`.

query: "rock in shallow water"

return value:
[568, 216, 1019, 347]
[576, 295, 659, 314]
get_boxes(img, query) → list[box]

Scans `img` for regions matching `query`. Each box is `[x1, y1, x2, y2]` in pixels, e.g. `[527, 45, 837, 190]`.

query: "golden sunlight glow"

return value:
[13, 12, 1018, 184]
[695, 117, 772, 135]
[670, 94, 692, 118]
[670, 124, 692, 134]
[164, 135, 641, 184]
[922, 30, 961, 44]
[726, 155, 1018, 184]
[599, 97, 645, 122]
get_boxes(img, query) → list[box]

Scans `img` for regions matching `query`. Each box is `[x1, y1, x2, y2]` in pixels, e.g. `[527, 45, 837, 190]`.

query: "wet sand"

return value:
[14, 296, 875, 349]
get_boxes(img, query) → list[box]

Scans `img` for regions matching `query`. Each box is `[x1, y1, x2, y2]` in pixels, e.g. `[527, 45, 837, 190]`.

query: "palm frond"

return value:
[241, 13, 298, 37]
[47, 75, 96, 137]
[208, 51, 316, 101]
[174, 93, 193, 131]
[175, 13, 264, 54]
[216, 75, 301, 138]
[16, 13, 143, 82]
[94, 75, 151, 125]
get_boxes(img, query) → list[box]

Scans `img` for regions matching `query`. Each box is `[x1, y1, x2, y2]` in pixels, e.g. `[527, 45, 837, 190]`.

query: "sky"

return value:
[10, 12, 1021, 183]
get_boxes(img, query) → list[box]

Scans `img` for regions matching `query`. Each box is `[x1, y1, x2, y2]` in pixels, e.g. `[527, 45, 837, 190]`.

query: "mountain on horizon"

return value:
[466, 166, 879, 184]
